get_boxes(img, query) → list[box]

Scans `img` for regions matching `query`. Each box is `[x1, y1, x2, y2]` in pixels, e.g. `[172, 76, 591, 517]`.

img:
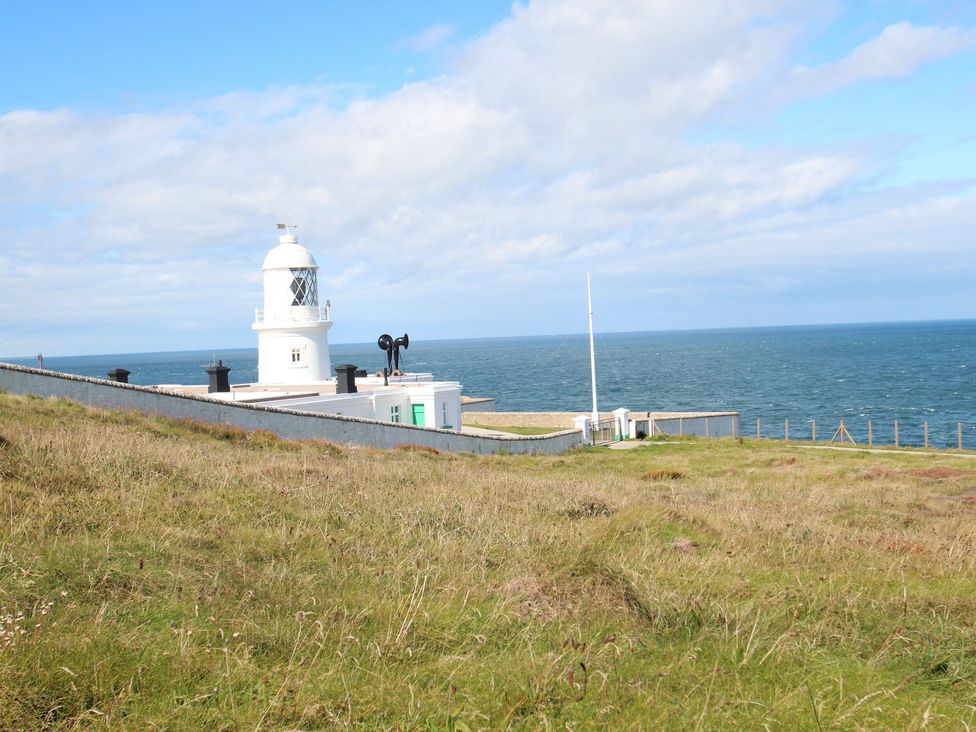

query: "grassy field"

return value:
[1, 391, 976, 730]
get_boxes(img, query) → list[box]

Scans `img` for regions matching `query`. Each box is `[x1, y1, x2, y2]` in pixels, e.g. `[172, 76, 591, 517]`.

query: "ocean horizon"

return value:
[7, 316, 975, 359]
[5, 318, 974, 449]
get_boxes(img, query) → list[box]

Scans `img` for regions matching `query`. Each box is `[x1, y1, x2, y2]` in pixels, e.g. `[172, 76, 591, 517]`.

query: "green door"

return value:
[411, 404, 425, 426]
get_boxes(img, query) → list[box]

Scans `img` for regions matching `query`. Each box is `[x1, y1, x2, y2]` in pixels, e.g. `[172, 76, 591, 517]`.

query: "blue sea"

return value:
[5, 320, 975, 449]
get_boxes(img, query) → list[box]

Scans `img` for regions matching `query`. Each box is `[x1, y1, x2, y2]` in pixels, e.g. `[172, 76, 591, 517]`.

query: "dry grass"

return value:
[640, 469, 689, 481]
[1, 392, 976, 729]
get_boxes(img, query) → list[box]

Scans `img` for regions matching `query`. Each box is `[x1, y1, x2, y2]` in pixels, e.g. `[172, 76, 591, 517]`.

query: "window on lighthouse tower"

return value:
[289, 268, 318, 307]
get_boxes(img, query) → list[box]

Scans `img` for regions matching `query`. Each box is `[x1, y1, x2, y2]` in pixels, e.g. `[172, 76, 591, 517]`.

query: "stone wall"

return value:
[0, 363, 582, 455]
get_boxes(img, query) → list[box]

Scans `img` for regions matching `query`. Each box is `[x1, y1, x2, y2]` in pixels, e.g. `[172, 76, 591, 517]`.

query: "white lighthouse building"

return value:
[158, 225, 465, 432]
[252, 228, 333, 384]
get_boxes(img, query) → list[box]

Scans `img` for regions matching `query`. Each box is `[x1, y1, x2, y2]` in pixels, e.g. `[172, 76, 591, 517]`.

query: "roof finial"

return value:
[276, 223, 299, 236]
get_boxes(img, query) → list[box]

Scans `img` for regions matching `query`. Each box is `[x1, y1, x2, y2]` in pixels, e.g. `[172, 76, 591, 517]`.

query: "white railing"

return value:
[254, 306, 330, 323]
[589, 418, 617, 445]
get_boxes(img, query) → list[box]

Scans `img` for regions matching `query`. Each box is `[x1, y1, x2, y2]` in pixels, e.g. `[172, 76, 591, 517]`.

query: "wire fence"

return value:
[751, 417, 974, 451]
[588, 412, 972, 451]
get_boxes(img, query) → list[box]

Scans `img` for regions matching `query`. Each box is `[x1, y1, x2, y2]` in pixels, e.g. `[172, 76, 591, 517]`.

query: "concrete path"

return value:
[460, 425, 514, 437]
[604, 440, 974, 459]
[795, 444, 976, 459]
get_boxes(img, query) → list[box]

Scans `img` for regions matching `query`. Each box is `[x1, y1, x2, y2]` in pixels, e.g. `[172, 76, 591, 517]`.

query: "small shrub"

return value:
[853, 466, 894, 480]
[670, 537, 699, 552]
[395, 444, 441, 456]
[566, 500, 614, 519]
[244, 429, 282, 448]
[905, 467, 972, 480]
[640, 469, 687, 481]
[646, 434, 673, 442]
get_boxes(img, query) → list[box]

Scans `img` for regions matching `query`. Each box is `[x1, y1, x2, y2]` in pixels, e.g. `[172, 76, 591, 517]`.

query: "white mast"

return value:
[587, 273, 599, 424]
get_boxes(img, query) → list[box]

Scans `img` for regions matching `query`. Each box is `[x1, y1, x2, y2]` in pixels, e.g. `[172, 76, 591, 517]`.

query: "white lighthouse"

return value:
[252, 226, 333, 384]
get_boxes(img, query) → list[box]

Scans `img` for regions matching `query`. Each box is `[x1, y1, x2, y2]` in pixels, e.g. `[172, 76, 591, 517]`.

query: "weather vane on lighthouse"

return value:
[276, 223, 298, 235]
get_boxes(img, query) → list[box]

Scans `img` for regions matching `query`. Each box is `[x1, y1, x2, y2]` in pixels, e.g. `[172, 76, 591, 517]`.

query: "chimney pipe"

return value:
[335, 364, 358, 394]
[206, 360, 231, 393]
[107, 368, 130, 383]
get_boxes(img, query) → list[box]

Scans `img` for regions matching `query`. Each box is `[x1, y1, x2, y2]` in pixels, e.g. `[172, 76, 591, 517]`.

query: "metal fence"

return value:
[751, 417, 973, 450]
[589, 418, 617, 445]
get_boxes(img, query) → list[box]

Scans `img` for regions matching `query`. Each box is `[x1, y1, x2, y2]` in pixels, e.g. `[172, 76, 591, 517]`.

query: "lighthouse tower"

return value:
[252, 227, 333, 384]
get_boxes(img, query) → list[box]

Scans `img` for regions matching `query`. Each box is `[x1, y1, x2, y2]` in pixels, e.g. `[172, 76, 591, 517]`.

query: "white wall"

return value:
[460, 398, 496, 413]
[267, 381, 462, 430]
[0, 363, 582, 455]
[439, 390, 462, 430]
[255, 325, 332, 383]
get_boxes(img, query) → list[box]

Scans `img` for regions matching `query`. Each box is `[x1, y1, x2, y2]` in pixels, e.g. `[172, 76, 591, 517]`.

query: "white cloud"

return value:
[457, 0, 804, 146]
[326, 261, 370, 290]
[0, 0, 974, 355]
[788, 22, 976, 97]
[399, 23, 456, 53]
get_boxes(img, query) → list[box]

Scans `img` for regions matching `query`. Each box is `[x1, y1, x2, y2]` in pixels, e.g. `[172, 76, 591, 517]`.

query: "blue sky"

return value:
[1, 1, 974, 356]
[0, 1, 513, 109]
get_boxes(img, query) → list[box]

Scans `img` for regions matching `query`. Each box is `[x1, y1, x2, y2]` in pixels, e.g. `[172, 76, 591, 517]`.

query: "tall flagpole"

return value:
[587, 273, 598, 424]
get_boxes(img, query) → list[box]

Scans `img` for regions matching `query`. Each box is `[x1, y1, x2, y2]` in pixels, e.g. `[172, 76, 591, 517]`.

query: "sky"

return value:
[1, 0, 974, 357]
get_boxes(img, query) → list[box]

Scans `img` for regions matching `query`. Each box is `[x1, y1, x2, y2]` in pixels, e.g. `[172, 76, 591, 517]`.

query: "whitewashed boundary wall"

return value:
[0, 363, 581, 455]
[460, 398, 496, 413]
[632, 414, 739, 438]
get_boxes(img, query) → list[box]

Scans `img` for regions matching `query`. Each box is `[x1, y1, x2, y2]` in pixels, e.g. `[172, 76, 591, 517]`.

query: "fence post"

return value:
[679, 417, 684, 437]
[756, 417, 760, 439]
[811, 419, 816, 442]
[785, 418, 789, 441]
[924, 421, 929, 449]
[959, 423, 964, 451]
[612, 408, 630, 441]
[831, 420, 856, 445]
[573, 415, 592, 446]
[894, 421, 899, 448]
[868, 421, 873, 447]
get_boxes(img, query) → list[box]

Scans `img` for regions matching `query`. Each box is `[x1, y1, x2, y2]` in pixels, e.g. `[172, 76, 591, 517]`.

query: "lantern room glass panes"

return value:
[289, 268, 318, 307]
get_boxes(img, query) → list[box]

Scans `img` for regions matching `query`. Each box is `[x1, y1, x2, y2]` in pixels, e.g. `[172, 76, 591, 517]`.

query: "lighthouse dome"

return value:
[262, 234, 318, 270]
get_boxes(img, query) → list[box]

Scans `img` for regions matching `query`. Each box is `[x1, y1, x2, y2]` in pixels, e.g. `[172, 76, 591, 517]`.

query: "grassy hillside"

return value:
[1, 391, 975, 730]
